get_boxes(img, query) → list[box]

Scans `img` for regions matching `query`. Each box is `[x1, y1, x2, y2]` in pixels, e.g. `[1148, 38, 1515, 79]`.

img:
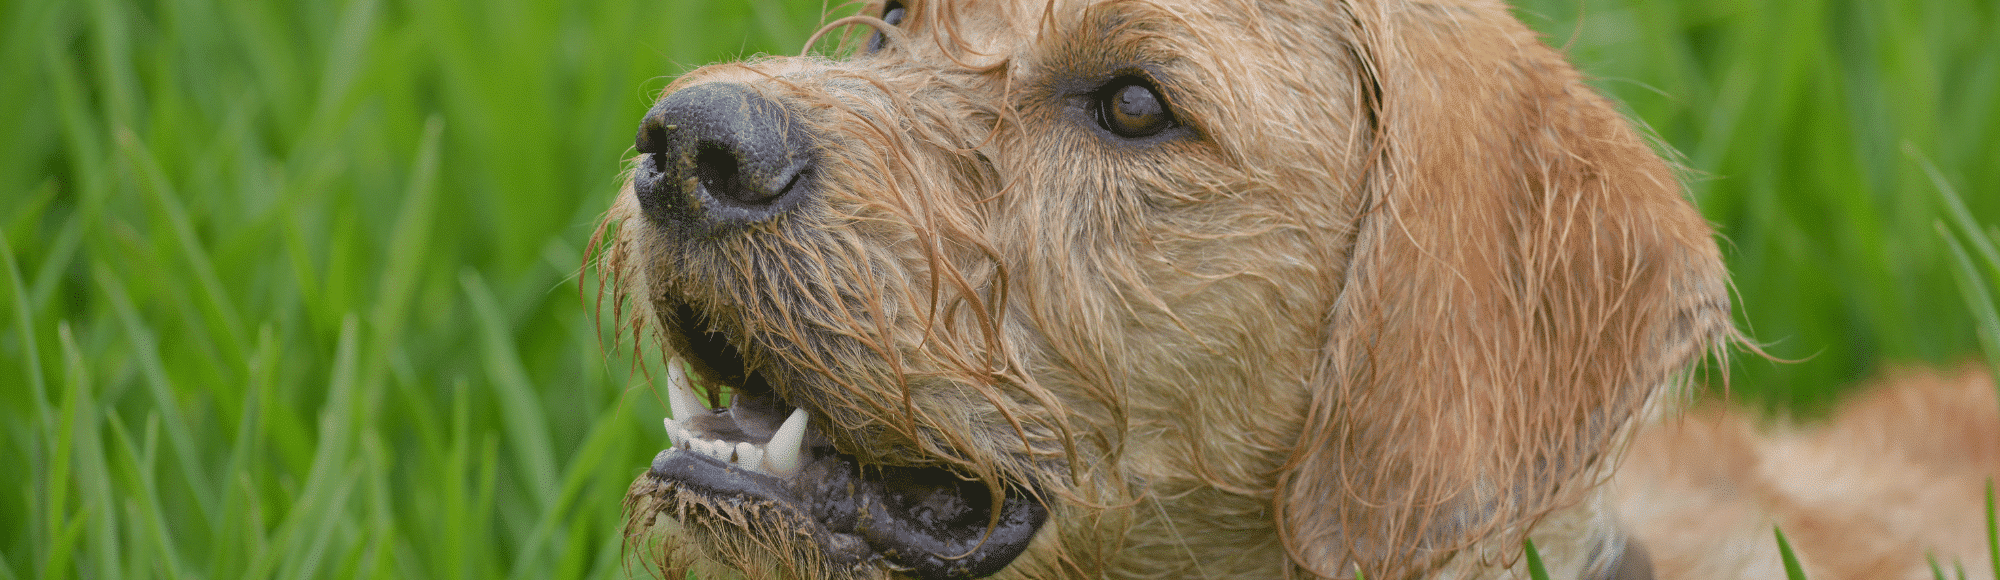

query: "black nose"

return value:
[633, 83, 815, 227]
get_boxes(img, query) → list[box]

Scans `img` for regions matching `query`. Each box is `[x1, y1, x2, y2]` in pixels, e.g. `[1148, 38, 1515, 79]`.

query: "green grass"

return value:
[1508, 0, 2000, 412]
[1, 0, 1995, 578]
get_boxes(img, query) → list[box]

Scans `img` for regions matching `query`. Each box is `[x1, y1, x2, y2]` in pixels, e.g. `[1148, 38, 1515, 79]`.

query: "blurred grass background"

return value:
[0, 0, 1994, 578]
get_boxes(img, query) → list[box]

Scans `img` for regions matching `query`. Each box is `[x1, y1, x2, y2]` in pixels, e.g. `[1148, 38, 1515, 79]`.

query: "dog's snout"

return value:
[634, 83, 814, 227]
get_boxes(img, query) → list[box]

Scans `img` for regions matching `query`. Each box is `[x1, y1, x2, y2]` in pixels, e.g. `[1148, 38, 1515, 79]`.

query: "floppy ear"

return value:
[1274, 2, 1732, 578]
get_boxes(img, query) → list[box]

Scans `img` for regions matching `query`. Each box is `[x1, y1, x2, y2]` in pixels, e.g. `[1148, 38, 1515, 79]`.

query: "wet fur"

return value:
[598, 0, 1734, 577]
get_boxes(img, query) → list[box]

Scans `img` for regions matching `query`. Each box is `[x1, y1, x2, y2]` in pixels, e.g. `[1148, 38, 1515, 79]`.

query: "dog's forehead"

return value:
[905, 0, 1347, 60]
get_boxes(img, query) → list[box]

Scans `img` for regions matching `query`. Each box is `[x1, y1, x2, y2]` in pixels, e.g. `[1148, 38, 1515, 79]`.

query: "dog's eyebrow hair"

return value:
[1030, 6, 1199, 96]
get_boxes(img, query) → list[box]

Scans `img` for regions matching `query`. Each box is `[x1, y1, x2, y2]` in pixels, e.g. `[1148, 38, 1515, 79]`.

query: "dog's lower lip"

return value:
[643, 446, 1050, 580]
[651, 355, 1050, 579]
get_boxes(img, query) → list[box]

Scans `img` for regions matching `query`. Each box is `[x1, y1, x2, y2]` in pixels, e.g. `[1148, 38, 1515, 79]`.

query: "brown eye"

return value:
[866, 1, 906, 53]
[1097, 81, 1174, 138]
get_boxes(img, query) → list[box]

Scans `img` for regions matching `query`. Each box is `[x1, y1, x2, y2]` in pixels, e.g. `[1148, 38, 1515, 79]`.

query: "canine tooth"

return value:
[663, 418, 685, 446]
[666, 361, 708, 421]
[762, 408, 808, 478]
[734, 442, 761, 468]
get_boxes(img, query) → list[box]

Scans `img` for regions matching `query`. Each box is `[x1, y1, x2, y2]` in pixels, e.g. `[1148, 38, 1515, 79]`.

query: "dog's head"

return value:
[598, 0, 1730, 578]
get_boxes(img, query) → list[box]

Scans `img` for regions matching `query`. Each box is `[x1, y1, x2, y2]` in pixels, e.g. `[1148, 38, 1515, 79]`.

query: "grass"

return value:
[0, 0, 1995, 578]
[1508, 0, 2000, 413]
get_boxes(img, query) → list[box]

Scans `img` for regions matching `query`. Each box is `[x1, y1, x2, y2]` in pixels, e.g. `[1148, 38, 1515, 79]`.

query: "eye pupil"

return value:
[1115, 85, 1158, 119]
[1100, 82, 1172, 138]
[867, 2, 906, 53]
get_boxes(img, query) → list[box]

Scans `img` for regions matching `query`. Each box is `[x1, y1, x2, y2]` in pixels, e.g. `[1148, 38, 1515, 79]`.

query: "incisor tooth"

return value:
[762, 408, 808, 478]
[666, 361, 707, 422]
[694, 438, 724, 461]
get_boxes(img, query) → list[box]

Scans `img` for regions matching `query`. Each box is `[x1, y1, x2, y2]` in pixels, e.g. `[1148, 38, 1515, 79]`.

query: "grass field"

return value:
[2, 0, 1996, 578]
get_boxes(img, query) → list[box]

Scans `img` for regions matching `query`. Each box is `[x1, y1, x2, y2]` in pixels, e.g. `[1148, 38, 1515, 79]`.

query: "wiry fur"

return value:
[596, 0, 1733, 578]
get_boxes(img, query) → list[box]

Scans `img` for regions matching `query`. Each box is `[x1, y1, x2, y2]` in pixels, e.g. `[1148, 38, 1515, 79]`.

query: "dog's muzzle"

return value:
[625, 82, 1049, 579]
[633, 82, 816, 228]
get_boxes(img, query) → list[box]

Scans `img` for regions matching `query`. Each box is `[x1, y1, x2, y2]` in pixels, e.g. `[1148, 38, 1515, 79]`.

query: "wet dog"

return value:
[597, 0, 1732, 577]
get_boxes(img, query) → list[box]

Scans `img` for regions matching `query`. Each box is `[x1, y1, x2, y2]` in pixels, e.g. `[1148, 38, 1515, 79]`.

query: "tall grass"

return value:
[1510, 0, 2000, 412]
[0, 0, 1994, 578]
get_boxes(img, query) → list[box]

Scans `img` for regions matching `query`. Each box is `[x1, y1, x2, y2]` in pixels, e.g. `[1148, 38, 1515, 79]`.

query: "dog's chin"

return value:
[626, 301, 1048, 580]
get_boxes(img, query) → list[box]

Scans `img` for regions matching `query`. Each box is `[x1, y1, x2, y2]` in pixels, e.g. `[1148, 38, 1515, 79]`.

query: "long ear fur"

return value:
[1274, 1, 1732, 578]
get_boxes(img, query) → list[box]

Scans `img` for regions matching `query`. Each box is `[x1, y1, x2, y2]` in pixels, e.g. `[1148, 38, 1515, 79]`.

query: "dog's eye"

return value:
[866, 1, 906, 53]
[1095, 79, 1175, 139]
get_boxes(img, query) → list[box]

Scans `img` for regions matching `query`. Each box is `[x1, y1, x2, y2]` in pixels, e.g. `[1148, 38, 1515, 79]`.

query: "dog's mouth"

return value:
[635, 301, 1047, 579]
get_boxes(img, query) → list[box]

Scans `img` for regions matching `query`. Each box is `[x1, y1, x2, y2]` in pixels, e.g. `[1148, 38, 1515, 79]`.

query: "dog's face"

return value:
[601, 0, 1731, 578]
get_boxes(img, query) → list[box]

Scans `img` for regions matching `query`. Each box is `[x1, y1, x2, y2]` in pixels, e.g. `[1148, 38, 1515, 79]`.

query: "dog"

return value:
[596, 0, 1736, 577]
[1613, 365, 2000, 580]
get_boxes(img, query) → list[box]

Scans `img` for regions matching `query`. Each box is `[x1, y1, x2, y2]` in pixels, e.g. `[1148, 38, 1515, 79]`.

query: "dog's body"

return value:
[596, 0, 1979, 578]
[1614, 366, 2000, 580]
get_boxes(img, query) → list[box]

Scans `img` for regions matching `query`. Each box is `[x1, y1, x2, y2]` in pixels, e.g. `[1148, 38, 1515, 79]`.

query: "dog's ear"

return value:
[1274, 3, 1731, 578]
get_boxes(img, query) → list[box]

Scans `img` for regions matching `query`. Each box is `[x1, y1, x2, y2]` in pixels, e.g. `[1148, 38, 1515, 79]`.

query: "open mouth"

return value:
[639, 302, 1047, 579]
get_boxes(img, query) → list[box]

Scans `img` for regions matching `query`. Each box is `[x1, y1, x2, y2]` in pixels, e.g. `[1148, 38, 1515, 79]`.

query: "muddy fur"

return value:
[595, 0, 1735, 577]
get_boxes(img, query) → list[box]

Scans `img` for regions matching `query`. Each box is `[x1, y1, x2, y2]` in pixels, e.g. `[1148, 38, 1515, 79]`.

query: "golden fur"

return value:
[598, 0, 1741, 577]
[1614, 365, 2000, 580]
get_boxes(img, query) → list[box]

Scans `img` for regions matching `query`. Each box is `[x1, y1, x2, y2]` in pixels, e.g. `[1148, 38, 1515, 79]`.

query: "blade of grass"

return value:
[1523, 538, 1552, 580]
[93, 263, 220, 528]
[210, 324, 279, 577]
[1937, 226, 2000, 407]
[440, 376, 499, 580]
[56, 322, 119, 578]
[1986, 479, 1996, 580]
[115, 129, 249, 369]
[37, 321, 85, 580]
[1918, 147, 2000, 390]
[531, 401, 640, 580]
[1775, 526, 1808, 580]
[250, 316, 366, 580]
[368, 117, 444, 354]
[460, 269, 560, 508]
[0, 231, 47, 421]
[0, 229, 61, 578]
[1914, 146, 2000, 269]
[104, 410, 189, 580]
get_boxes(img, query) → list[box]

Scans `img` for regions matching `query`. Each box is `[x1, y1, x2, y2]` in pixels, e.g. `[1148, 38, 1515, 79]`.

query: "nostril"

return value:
[636, 118, 674, 173]
[630, 82, 815, 227]
[694, 143, 758, 204]
[636, 118, 671, 154]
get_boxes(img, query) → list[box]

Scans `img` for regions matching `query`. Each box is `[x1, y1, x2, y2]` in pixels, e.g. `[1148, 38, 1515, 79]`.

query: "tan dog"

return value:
[1614, 365, 2000, 580]
[597, 0, 1733, 577]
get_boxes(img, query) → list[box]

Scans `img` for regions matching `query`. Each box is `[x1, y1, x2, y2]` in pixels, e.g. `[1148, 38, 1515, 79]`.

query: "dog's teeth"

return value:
[663, 418, 685, 446]
[696, 438, 727, 461]
[762, 408, 808, 478]
[659, 376, 808, 478]
[666, 360, 708, 421]
[733, 442, 761, 468]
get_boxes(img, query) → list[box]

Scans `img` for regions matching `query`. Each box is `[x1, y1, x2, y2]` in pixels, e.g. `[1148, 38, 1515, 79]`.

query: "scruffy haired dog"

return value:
[597, 0, 1735, 578]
